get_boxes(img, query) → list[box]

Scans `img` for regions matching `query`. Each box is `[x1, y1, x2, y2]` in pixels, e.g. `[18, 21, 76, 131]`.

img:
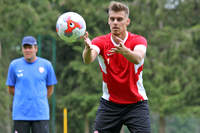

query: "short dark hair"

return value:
[108, 1, 129, 17]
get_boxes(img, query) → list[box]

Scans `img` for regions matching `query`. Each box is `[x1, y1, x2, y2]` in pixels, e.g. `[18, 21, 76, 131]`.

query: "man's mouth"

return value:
[25, 53, 31, 56]
[113, 27, 119, 30]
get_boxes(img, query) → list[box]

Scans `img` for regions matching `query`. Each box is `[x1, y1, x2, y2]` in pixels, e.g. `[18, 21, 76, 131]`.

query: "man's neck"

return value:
[111, 31, 128, 45]
[25, 56, 37, 63]
[114, 32, 126, 41]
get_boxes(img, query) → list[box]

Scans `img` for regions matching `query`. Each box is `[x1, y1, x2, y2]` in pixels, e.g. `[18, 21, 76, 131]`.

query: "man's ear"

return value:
[108, 17, 111, 25]
[126, 18, 130, 26]
[35, 45, 38, 52]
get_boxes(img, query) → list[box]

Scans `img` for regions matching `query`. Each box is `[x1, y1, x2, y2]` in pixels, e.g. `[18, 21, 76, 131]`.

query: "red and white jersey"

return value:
[91, 32, 148, 104]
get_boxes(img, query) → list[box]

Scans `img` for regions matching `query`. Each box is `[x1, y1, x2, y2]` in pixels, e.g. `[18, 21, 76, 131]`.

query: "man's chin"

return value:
[24, 57, 34, 62]
[111, 31, 120, 36]
[24, 56, 31, 59]
[25, 58, 31, 60]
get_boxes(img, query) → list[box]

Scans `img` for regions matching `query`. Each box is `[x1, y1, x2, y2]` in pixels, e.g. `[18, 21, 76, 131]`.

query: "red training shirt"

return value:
[91, 32, 148, 104]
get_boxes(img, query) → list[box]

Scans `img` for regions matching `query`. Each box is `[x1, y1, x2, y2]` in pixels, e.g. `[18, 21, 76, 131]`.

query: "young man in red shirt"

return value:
[82, 1, 151, 133]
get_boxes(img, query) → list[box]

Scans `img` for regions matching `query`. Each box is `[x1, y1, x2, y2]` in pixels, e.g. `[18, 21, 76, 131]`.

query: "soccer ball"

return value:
[56, 12, 86, 42]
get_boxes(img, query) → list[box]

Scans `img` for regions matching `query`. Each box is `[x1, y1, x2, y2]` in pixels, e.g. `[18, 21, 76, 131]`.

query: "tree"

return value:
[0, 0, 59, 132]
[1, 0, 200, 132]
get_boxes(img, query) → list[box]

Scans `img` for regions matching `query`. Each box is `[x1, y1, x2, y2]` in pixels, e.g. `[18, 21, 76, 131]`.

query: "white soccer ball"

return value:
[56, 12, 86, 42]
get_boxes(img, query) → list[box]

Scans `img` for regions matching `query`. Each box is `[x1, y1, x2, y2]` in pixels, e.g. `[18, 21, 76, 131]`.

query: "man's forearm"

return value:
[122, 49, 143, 64]
[8, 86, 15, 96]
[47, 86, 54, 98]
[82, 47, 95, 64]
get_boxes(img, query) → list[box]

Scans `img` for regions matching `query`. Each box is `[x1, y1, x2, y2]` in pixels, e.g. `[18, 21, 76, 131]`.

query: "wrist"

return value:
[122, 47, 131, 56]
[85, 45, 91, 50]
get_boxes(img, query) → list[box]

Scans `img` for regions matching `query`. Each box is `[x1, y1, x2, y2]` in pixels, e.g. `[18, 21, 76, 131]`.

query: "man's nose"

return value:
[113, 19, 118, 24]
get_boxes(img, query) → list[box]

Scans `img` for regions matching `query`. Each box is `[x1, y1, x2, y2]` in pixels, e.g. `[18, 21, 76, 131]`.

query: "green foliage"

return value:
[151, 114, 200, 133]
[145, 25, 200, 116]
[1, 0, 200, 132]
[0, 58, 12, 133]
[56, 51, 102, 132]
[57, 92, 99, 133]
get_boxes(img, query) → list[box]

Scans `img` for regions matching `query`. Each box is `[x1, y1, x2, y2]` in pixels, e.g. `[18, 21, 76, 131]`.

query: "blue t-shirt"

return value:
[6, 57, 57, 120]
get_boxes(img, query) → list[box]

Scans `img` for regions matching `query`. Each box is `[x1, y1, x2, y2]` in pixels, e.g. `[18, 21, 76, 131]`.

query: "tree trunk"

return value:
[0, 41, 2, 58]
[159, 115, 165, 133]
[159, 20, 163, 29]
[6, 108, 11, 133]
[120, 125, 125, 133]
[84, 116, 89, 133]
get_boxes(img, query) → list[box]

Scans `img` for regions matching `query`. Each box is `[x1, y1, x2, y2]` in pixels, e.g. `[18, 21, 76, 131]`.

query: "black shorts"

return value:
[94, 98, 151, 133]
[13, 120, 49, 133]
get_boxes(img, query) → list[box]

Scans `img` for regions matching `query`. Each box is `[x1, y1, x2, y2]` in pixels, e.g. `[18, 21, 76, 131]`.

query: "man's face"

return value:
[108, 11, 130, 36]
[22, 44, 38, 62]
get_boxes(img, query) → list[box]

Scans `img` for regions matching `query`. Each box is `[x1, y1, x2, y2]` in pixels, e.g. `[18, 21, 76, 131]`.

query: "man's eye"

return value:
[110, 18, 115, 21]
[117, 18, 123, 21]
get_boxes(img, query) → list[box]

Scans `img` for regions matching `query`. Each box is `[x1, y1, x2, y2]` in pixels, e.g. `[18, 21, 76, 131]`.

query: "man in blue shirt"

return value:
[6, 36, 57, 133]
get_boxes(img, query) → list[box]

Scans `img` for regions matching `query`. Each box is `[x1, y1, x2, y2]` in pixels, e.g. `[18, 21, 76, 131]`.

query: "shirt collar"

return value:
[111, 31, 128, 46]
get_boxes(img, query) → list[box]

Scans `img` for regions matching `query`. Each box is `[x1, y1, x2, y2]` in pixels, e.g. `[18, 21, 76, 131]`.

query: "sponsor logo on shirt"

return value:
[107, 53, 113, 56]
[18, 69, 24, 72]
[17, 73, 23, 77]
[17, 69, 24, 77]
[107, 58, 110, 64]
[39, 67, 45, 73]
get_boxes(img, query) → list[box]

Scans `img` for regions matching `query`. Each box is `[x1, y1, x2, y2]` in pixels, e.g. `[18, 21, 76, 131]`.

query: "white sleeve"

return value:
[134, 45, 147, 53]
[90, 45, 100, 55]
